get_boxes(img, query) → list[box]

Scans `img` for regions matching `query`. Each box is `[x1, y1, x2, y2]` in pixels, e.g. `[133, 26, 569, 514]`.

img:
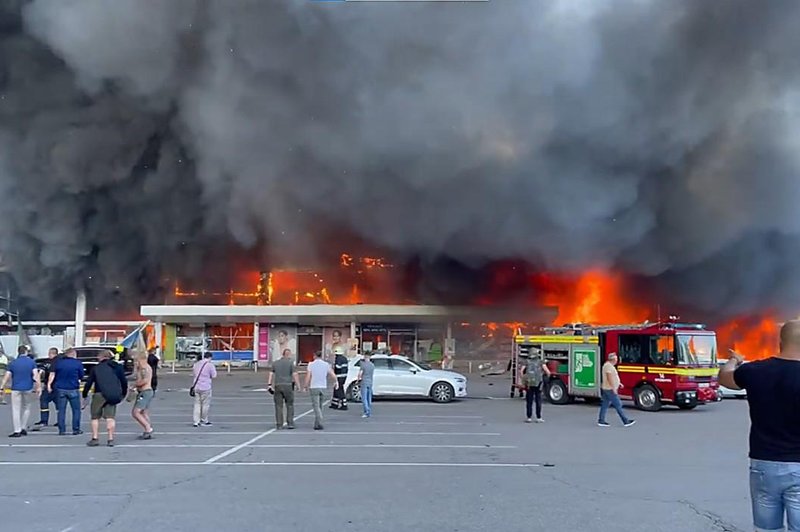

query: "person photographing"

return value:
[719, 319, 800, 532]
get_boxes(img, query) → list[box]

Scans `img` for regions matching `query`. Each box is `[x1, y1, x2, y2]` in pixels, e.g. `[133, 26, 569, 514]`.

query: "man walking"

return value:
[305, 351, 338, 430]
[268, 349, 300, 429]
[719, 319, 800, 532]
[33, 347, 60, 429]
[358, 352, 375, 419]
[520, 349, 551, 423]
[597, 352, 635, 428]
[82, 350, 126, 447]
[1, 346, 40, 437]
[330, 346, 349, 410]
[48, 348, 84, 436]
[192, 352, 217, 427]
[131, 352, 154, 439]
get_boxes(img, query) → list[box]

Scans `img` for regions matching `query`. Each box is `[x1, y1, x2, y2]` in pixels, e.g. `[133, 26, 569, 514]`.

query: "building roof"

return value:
[139, 304, 557, 326]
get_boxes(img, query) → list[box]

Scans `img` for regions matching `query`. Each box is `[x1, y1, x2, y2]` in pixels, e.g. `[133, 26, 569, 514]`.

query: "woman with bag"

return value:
[191, 352, 217, 427]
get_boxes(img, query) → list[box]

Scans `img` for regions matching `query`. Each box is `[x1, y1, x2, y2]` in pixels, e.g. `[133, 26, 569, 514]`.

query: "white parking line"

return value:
[269, 431, 501, 436]
[0, 461, 541, 468]
[0, 443, 516, 449]
[203, 402, 326, 464]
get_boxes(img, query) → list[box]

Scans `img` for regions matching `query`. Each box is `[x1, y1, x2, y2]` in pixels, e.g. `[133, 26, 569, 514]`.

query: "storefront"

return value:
[140, 304, 556, 365]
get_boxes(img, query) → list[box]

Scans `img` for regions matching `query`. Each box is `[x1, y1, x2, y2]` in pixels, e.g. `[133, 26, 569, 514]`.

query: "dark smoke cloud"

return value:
[1, 0, 800, 318]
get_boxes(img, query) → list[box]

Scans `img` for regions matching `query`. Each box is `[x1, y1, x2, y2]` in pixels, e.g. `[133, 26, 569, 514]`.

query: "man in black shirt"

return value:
[719, 319, 800, 532]
[147, 348, 159, 393]
[33, 348, 61, 429]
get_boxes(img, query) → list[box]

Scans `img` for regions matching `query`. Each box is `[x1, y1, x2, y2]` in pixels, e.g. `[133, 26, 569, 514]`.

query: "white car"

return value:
[344, 354, 467, 403]
[717, 359, 747, 399]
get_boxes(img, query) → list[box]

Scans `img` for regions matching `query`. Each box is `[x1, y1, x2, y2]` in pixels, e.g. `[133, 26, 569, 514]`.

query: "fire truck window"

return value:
[618, 335, 652, 364]
[651, 336, 674, 365]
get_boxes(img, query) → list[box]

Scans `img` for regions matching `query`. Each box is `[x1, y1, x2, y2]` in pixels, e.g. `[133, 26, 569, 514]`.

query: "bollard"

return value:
[469, 361, 473, 374]
[171, 360, 176, 374]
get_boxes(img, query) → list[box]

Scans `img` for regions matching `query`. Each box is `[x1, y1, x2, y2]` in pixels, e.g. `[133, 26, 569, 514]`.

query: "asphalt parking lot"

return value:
[0, 372, 752, 532]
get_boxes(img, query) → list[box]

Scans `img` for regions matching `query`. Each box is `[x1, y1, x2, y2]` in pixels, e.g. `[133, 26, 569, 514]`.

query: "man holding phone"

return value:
[719, 319, 800, 532]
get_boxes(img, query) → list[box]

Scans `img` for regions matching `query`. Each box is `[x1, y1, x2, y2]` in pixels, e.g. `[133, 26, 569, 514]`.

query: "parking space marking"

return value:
[25, 431, 265, 436]
[0, 461, 542, 468]
[0, 443, 516, 449]
[202, 428, 276, 464]
[248, 444, 516, 448]
[269, 431, 501, 436]
[203, 403, 323, 464]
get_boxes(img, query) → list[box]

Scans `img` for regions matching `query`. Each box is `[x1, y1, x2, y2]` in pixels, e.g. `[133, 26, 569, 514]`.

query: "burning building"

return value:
[0, 1, 796, 362]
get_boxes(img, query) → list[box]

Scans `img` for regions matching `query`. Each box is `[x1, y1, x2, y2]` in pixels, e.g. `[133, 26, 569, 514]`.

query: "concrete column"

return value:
[74, 290, 87, 347]
[350, 321, 357, 355]
[253, 322, 260, 370]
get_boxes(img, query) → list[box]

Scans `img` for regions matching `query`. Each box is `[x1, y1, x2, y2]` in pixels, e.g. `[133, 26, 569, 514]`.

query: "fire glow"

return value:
[171, 258, 782, 359]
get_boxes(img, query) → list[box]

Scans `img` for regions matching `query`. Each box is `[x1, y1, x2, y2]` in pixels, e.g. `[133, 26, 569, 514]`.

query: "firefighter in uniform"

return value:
[330, 346, 349, 410]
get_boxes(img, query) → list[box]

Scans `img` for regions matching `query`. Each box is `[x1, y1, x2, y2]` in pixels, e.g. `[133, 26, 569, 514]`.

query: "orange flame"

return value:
[716, 316, 779, 361]
[534, 271, 650, 325]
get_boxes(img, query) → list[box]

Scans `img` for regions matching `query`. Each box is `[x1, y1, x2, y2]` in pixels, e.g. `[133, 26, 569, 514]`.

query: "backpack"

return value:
[525, 358, 544, 388]
[94, 361, 123, 405]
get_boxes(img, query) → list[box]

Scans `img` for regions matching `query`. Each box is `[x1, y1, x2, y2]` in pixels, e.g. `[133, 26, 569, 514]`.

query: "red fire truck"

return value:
[512, 321, 719, 411]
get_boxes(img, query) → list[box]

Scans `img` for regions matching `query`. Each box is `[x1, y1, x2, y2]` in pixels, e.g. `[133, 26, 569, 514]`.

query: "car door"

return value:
[389, 358, 429, 396]
[370, 358, 392, 395]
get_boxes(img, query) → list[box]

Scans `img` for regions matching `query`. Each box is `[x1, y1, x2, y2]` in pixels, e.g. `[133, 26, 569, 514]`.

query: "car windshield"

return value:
[677, 334, 717, 366]
[416, 362, 431, 370]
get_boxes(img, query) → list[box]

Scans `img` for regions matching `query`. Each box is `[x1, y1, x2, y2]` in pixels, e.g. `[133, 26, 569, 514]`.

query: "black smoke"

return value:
[1, 0, 800, 319]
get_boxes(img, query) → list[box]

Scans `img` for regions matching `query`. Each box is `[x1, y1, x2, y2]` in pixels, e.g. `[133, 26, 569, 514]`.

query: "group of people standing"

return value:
[268, 346, 375, 430]
[1, 346, 160, 446]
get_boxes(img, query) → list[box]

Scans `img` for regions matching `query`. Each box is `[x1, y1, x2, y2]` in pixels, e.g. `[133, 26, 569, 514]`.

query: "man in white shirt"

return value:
[304, 351, 338, 430]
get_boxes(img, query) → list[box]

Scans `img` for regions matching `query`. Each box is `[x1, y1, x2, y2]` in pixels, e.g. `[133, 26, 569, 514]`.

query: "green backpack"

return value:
[525, 359, 544, 387]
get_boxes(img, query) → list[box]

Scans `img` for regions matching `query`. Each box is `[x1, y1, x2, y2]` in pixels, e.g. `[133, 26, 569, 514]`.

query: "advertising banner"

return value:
[572, 348, 597, 389]
[268, 324, 297, 363]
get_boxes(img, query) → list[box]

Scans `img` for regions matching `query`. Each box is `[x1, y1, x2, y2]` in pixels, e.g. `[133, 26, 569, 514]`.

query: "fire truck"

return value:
[512, 320, 719, 411]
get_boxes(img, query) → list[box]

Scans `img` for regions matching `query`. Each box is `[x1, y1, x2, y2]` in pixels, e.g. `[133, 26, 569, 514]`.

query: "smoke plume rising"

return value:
[1, 0, 800, 318]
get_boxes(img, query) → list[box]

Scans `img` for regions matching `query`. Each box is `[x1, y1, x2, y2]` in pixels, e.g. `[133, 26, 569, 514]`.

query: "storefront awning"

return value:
[139, 304, 558, 326]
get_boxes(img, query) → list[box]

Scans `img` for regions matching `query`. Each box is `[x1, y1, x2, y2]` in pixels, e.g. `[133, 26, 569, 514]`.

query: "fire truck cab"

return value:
[513, 321, 719, 411]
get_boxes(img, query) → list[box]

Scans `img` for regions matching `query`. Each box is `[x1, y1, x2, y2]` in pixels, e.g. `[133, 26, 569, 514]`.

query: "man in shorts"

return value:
[81, 350, 127, 447]
[132, 352, 154, 439]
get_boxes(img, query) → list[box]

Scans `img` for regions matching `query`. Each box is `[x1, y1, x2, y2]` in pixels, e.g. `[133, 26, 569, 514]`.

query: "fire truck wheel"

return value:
[347, 382, 362, 403]
[634, 384, 662, 412]
[430, 382, 455, 403]
[546, 379, 570, 405]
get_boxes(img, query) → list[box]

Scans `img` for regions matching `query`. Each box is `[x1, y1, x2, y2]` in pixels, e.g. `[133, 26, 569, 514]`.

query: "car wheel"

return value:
[546, 379, 570, 405]
[347, 382, 362, 403]
[430, 382, 454, 403]
[634, 384, 661, 412]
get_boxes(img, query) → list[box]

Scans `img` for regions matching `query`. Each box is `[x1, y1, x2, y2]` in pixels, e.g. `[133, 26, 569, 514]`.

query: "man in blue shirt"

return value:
[0, 346, 41, 437]
[48, 348, 85, 435]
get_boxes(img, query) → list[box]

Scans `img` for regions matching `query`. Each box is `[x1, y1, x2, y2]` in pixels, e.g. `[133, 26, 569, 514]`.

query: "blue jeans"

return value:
[55, 389, 81, 434]
[750, 459, 800, 531]
[362, 384, 373, 417]
[39, 389, 57, 424]
[598, 389, 630, 424]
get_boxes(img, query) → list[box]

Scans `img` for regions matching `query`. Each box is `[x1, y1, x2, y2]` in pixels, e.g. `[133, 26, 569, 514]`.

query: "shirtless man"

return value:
[131, 352, 154, 439]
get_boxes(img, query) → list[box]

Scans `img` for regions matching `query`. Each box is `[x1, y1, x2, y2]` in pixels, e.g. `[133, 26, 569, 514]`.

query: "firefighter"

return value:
[330, 346, 349, 410]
